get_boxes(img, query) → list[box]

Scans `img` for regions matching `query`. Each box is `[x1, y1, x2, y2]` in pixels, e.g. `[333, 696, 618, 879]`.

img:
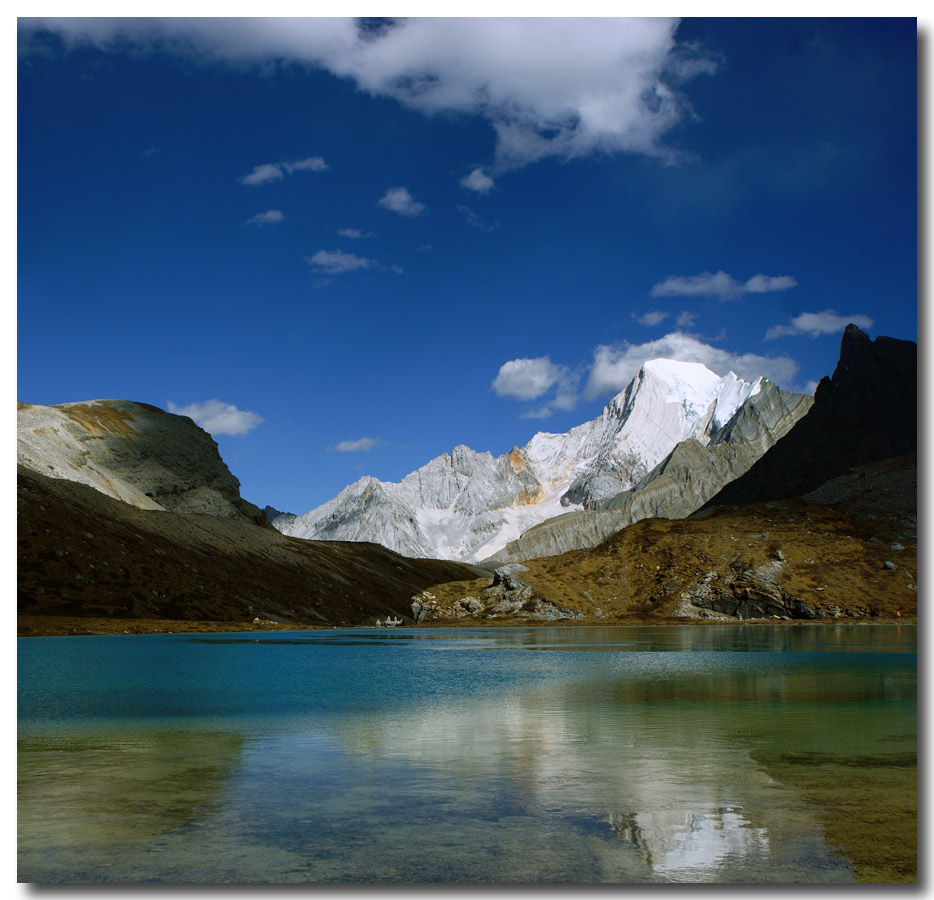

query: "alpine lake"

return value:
[18, 623, 916, 884]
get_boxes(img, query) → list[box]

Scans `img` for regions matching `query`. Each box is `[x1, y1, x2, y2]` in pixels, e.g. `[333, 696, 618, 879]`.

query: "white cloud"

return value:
[283, 156, 327, 173]
[676, 310, 697, 327]
[166, 399, 264, 436]
[636, 310, 668, 327]
[333, 437, 381, 452]
[337, 227, 371, 239]
[21, 18, 714, 170]
[651, 271, 798, 300]
[461, 167, 495, 193]
[378, 186, 425, 217]
[244, 209, 285, 226]
[520, 406, 555, 420]
[306, 249, 374, 274]
[765, 309, 874, 340]
[583, 332, 799, 399]
[744, 274, 798, 294]
[240, 163, 284, 186]
[239, 156, 327, 186]
[491, 356, 568, 401]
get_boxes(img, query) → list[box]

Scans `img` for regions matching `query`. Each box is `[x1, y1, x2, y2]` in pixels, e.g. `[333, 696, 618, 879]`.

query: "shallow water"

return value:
[18, 624, 916, 883]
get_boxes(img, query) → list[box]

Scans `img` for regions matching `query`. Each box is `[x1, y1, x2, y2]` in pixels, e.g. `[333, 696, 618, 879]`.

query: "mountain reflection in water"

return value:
[18, 625, 914, 883]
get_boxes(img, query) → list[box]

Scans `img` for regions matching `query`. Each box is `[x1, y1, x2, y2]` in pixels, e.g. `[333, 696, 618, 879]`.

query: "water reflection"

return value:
[18, 626, 914, 883]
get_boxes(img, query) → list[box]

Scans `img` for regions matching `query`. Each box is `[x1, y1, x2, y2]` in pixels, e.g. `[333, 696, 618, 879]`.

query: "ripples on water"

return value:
[18, 625, 916, 883]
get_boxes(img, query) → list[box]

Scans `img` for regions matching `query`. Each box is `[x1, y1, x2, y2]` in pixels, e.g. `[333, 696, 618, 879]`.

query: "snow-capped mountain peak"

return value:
[274, 359, 789, 562]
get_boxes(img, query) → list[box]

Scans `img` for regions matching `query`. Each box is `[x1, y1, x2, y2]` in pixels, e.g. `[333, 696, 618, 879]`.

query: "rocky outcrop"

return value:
[411, 564, 584, 624]
[17, 400, 265, 524]
[700, 325, 917, 510]
[674, 561, 823, 621]
[487, 381, 811, 563]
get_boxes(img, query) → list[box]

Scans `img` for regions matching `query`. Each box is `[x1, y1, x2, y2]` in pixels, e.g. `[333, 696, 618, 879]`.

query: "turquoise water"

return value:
[18, 625, 916, 883]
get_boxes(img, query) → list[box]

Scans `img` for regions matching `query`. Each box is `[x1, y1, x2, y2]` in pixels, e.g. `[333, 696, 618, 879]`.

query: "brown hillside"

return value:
[17, 465, 479, 636]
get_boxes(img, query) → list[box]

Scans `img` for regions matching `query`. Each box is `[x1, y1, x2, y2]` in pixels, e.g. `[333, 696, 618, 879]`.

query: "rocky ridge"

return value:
[701, 325, 917, 510]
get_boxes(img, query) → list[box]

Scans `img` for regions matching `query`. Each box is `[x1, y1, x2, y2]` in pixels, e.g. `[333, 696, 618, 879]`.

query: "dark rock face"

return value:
[677, 562, 824, 621]
[700, 325, 917, 511]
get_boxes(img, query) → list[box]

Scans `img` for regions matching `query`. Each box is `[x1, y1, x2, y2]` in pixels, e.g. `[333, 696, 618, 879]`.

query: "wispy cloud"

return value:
[21, 19, 716, 171]
[635, 310, 669, 327]
[337, 227, 372, 239]
[378, 186, 425, 217]
[244, 209, 285, 226]
[283, 156, 328, 173]
[458, 205, 499, 231]
[166, 399, 264, 436]
[239, 156, 328, 186]
[461, 167, 495, 193]
[765, 309, 873, 340]
[651, 271, 798, 301]
[141, 146, 160, 158]
[333, 437, 382, 452]
[306, 249, 374, 274]
[676, 310, 697, 327]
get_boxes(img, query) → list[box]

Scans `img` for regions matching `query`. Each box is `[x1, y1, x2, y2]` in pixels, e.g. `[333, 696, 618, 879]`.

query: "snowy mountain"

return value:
[274, 359, 807, 563]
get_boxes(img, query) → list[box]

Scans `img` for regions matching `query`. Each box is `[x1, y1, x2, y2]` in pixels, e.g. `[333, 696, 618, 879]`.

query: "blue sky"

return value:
[17, 17, 918, 515]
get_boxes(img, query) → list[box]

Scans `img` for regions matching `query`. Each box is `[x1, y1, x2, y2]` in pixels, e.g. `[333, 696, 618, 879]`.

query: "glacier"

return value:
[273, 359, 775, 562]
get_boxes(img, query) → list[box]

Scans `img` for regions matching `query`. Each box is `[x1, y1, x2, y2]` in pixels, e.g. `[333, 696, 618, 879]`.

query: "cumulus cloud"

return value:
[244, 209, 285, 226]
[765, 309, 874, 340]
[306, 249, 374, 274]
[636, 310, 669, 326]
[337, 227, 371, 238]
[583, 332, 799, 399]
[239, 155, 327, 186]
[493, 332, 800, 418]
[461, 167, 495, 193]
[166, 399, 264, 436]
[491, 356, 568, 401]
[651, 270, 798, 301]
[378, 186, 425, 217]
[20, 18, 715, 170]
[333, 437, 381, 452]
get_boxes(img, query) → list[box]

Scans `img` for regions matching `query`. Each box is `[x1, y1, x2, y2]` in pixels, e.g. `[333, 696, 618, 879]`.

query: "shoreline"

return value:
[17, 614, 915, 637]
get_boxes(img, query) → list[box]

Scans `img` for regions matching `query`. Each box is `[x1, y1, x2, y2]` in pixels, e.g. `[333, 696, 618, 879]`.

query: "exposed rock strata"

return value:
[17, 400, 264, 524]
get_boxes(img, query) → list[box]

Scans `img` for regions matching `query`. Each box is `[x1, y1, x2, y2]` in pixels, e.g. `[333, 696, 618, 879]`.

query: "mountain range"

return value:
[16, 325, 917, 634]
[272, 361, 811, 562]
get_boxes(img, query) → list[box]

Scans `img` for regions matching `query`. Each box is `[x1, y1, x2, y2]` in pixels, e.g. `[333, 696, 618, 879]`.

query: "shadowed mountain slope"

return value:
[17, 464, 479, 635]
[699, 325, 917, 511]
